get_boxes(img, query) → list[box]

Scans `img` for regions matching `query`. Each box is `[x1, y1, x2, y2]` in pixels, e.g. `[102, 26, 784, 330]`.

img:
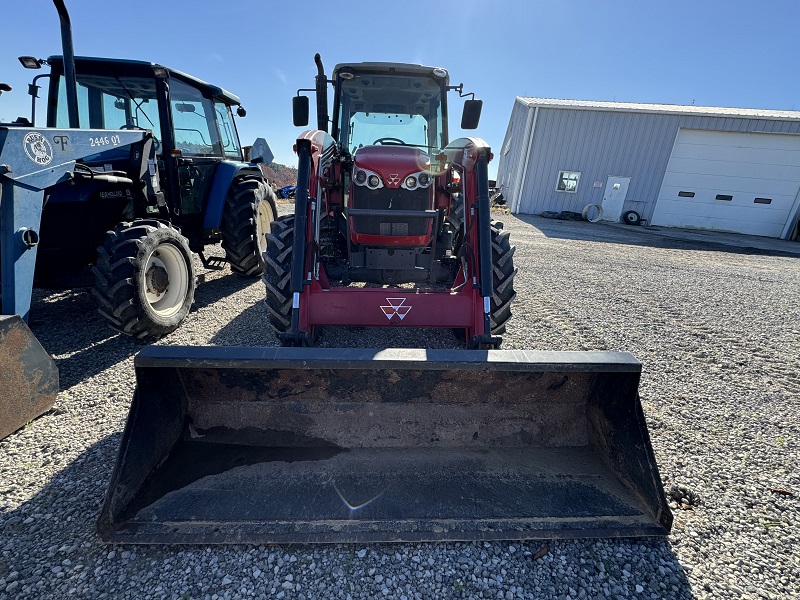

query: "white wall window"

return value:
[556, 170, 580, 192]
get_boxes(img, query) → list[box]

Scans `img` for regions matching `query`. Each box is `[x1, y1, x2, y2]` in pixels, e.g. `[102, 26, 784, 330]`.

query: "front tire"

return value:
[92, 219, 196, 340]
[221, 175, 277, 276]
[453, 219, 517, 342]
[262, 215, 294, 333]
[489, 221, 517, 335]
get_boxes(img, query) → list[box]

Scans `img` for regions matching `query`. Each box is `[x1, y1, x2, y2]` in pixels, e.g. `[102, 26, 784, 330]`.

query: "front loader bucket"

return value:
[98, 347, 672, 544]
[0, 315, 59, 440]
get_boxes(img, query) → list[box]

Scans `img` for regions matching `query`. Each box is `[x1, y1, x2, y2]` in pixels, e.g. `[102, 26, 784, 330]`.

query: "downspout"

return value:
[53, 0, 79, 128]
[511, 102, 539, 214]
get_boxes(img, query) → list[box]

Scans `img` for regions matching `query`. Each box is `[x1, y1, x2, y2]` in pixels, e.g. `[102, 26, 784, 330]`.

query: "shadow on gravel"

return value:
[0, 434, 124, 598]
[28, 289, 141, 389]
[25, 268, 258, 387]
[29, 288, 117, 355]
[0, 432, 695, 599]
[516, 214, 800, 258]
[210, 302, 277, 347]
[192, 270, 257, 312]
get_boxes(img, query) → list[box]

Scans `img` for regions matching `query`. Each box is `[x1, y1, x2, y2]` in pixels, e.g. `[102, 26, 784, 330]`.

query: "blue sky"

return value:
[2, 0, 799, 179]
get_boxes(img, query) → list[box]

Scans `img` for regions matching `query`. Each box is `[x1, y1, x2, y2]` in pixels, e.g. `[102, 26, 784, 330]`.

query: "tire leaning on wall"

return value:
[582, 204, 603, 222]
[622, 210, 642, 226]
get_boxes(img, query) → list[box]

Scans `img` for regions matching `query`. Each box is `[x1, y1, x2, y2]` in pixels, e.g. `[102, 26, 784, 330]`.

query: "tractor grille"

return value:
[350, 187, 432, 238]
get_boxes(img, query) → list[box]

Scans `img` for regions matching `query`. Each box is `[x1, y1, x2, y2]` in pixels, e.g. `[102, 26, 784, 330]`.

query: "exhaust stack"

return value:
[314, 54, 328, 132]
[53, 0, 79, 128]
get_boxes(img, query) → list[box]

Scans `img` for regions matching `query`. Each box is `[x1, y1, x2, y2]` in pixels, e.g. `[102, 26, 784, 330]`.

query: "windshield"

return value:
[337, 72, 444, 154]
[55, 74, 161, 147]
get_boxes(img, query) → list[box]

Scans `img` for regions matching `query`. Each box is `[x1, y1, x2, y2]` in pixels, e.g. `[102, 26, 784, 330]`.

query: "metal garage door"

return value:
[651, 129, 800, 238]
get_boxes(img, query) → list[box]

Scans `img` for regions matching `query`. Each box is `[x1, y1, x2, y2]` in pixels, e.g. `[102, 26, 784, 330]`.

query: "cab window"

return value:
[169, 79, 221, 156]
[215, 101, 242, 160]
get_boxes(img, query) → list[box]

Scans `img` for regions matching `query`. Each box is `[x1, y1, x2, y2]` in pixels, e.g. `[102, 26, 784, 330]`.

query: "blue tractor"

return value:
[6, 1, 277, 340]
[277, 185, 296, 199]
[0, 0, 276, 438]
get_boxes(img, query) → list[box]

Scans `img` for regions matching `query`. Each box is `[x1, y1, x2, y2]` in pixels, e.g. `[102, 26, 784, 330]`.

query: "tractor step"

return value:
[198, 252, 228, 271]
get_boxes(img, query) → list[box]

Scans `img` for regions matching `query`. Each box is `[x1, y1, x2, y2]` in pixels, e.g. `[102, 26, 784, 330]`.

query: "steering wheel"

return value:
[373, 137, 405, 146]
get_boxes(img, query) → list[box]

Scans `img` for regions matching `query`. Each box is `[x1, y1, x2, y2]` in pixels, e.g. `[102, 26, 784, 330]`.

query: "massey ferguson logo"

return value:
[386, 173, 400, 185]
[380, 297, 411, 320]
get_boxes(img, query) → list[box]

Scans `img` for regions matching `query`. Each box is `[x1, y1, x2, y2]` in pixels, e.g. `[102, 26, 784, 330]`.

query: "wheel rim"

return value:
[256, 200, 274, 255]
[143, 243, 189, 317]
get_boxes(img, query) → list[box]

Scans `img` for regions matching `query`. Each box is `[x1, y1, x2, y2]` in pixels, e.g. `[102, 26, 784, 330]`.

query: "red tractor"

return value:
[264, 56, 515, 348]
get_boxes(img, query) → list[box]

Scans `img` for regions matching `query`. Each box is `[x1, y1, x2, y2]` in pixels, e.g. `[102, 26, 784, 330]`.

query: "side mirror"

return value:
[461, 99, 483, 129]
[249, 137, 274, 165]
[237, 106, 246, 117]
[293, 95, 309, 127]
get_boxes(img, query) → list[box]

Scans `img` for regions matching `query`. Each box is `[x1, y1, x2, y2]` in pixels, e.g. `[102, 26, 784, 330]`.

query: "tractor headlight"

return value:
[353, 167, 383, 189]
[402, 171, 432, 190]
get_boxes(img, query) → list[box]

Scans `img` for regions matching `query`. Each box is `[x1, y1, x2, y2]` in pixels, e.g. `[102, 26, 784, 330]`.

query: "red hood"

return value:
[354, 146, 430, 189]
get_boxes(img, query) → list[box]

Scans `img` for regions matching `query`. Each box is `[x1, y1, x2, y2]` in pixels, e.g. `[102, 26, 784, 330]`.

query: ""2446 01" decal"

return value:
[89, 135, 122, 147]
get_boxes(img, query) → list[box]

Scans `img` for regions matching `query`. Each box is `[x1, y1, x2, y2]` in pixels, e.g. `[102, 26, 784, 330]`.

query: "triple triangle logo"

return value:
[380, 297, 412, 320]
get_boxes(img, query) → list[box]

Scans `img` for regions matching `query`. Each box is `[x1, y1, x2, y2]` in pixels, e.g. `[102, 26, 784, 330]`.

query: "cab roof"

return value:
[47, 56, 242, 105]
[333, 62, 450, 85]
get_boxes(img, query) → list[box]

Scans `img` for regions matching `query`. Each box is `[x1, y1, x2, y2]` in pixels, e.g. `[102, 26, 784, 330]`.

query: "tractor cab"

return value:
[42, 57, 246, 234]
[333, 64, 446, 254]
[291, 62, 482, 286]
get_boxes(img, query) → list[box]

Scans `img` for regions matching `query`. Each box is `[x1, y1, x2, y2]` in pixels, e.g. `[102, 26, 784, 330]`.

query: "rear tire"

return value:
[263, 215, 294, 333]
[221, 175, 277, 276]
[489, 221, 517, 335]
[92, 219, 196, 340]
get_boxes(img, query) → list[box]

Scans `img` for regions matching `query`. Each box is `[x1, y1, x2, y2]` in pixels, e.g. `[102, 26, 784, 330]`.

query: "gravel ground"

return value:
[1, 210, 798, 599]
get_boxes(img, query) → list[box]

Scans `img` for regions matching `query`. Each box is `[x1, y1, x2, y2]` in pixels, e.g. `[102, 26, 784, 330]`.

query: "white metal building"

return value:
[496, 98, 800, 240]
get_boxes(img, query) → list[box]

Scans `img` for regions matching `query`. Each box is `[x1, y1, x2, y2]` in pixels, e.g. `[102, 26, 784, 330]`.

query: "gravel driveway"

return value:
[1, 212, 798, 599]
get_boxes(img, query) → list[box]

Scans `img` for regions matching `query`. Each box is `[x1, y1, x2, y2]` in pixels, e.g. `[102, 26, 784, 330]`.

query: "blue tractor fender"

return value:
[203, 161, 264, 230]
